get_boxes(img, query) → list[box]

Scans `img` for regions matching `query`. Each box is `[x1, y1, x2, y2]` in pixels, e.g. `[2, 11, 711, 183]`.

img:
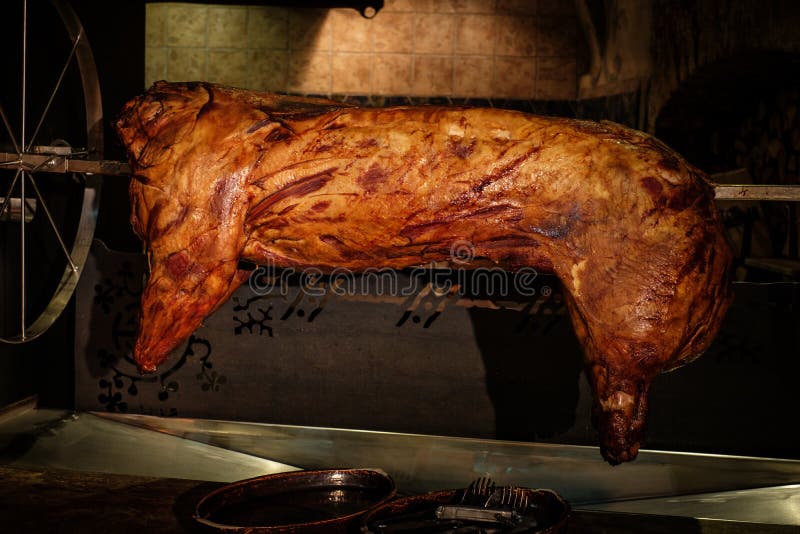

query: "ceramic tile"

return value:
[409, 0, 495, 12]
[145, 4, 167, 48]
[449, 0, 496, 13]
[494, 56, 535, 98]
[249, 50, 289, 92]
[147, 0, 579, 99]
[381, 0, 416, 12]
[332, 53, 372, 93]
[331, 9, 373, 52]
[145, 47, 167, 88]
[166, 4, 207, 47]
[407, 0, 440, 12]
[415, 14, 455, 54]
[455, 14, 496, 55]
[167, 47, 206, 81]
[289, 9, 332, 50]
[536, 56, 576, 99]
[373, 54, 413, 94]
[496, 0, 538, 14]
[413, 55, 453, 95]
[248, 6, 289, 49]
[373, 13, 414, 53]
[495, 15, 537, 56]
[208, 50, 249, 87]
[288, 52, 332, 93]
[208, 7, 248, 48]
[537, 17, 577, 57]
[453, 55, 494, 96]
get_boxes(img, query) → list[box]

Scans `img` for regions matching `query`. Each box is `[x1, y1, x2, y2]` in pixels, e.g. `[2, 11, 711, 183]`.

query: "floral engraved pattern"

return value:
[92, 262, 226, 414]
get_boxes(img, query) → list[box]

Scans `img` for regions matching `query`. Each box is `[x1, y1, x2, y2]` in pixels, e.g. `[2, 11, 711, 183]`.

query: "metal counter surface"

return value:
[580, 484, 800, 525]
[1, 406, 798, 528]
[92, 412, 800, 526]
[0, 404, 298, 482]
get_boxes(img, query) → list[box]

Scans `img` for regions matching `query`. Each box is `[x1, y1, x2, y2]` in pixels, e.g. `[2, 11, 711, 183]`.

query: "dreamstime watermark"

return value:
[248, 239, 546, 299]
[449, 238, 476, 264]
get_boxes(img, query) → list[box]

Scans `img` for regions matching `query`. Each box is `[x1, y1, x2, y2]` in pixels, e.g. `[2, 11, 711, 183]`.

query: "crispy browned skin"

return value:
[115, 81, 733, 464]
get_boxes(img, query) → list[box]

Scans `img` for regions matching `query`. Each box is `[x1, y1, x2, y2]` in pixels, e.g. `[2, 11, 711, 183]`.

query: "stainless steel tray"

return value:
[1, 403, 798, 527]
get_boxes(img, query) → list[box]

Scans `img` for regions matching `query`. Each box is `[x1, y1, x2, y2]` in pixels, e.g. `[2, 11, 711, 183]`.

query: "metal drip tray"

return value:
[1, 404, 799, 528]
[0, 403, 297, 482]
[90, 412, 800, 506]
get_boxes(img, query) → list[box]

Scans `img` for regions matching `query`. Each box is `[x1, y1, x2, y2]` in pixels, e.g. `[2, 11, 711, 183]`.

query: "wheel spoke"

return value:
[20, 168, 26, 339]
[0, 100, 20, 154]
[26, 29, 83, 151]
[0, 168, 22, 216]
[21, 0, 27, 151]
[26, 171, 78, 272]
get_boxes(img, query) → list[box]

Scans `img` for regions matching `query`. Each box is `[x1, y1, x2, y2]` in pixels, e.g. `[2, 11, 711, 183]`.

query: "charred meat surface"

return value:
[115, 81, 733, 464]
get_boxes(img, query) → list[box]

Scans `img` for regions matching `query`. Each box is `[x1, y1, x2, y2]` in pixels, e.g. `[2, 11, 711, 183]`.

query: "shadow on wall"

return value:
[468, 305, 587, 443]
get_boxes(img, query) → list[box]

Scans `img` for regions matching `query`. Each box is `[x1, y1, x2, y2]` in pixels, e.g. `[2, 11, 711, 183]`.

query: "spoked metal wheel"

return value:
[0, 0, 103, 343]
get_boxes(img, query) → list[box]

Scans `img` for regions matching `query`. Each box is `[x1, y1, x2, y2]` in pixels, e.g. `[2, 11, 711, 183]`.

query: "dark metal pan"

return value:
[195, 468, 396, 533]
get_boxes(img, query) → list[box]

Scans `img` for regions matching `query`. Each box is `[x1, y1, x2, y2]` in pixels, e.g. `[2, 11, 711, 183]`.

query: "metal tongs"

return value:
[433, 477, 538, 531]
[372, 477, 539, 533]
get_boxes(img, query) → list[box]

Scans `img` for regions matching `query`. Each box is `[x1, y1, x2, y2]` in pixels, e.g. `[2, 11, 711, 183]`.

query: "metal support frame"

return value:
[0, 0, 103, 344]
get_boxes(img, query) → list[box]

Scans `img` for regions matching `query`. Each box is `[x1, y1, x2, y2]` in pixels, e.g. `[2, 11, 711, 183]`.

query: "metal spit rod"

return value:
[0, 150, 130, 176]
[2, 151, 800, 201]
[712, 184, 800, 201]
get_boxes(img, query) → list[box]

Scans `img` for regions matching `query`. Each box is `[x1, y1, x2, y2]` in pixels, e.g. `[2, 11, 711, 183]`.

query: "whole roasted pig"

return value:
[115, 81, 733, 464]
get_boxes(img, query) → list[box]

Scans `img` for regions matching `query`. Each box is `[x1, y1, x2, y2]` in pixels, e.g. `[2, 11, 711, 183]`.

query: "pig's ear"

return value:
[133, 257, 242, 373]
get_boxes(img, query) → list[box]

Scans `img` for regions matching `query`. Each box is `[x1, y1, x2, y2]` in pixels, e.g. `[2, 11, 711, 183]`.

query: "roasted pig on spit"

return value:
[115, 82, 733, 464]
